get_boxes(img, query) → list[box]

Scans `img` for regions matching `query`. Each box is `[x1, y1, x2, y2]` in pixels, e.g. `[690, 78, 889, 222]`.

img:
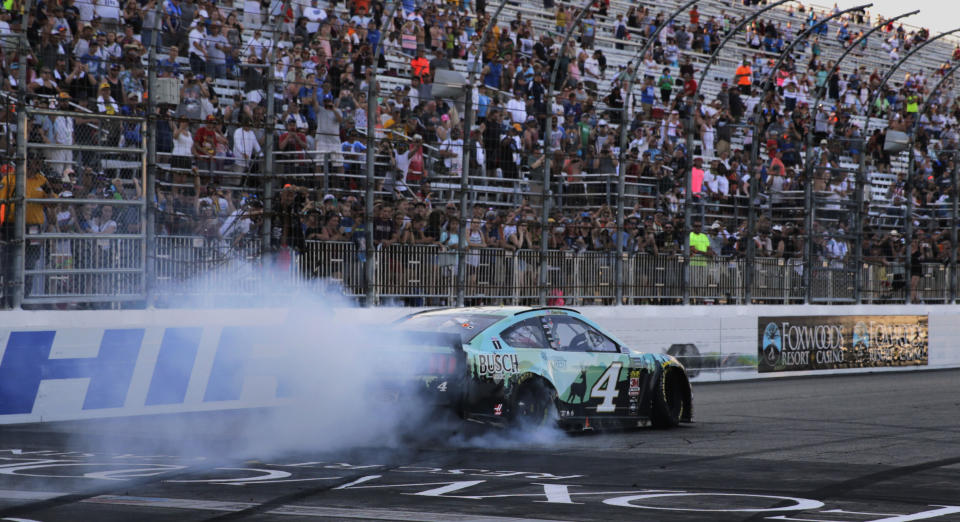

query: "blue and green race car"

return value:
[390, 306, 693, 430]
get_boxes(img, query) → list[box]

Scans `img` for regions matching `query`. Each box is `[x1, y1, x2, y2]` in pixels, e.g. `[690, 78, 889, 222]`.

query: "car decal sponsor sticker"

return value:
[476, 354, 519, 376]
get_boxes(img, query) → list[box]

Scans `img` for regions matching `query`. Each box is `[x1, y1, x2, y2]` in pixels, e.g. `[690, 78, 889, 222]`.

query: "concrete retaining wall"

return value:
[1, 305, 955, 424]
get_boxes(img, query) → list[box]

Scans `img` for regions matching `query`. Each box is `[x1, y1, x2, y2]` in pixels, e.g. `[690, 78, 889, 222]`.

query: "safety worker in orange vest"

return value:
[735, 58, 753, 96]
[411, 49, 430, 81]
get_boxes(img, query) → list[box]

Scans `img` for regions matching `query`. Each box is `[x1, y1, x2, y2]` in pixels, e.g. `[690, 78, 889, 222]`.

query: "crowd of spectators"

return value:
[2, 0, 960, 283]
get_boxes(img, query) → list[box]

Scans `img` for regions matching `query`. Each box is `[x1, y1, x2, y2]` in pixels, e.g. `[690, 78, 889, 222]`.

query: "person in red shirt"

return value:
[769, 149, 786, 179]
[192, 115, 228, 172]
[406, 134, 425, 184]
[279, 118, 308, 174]
[683, 72, 697, 99]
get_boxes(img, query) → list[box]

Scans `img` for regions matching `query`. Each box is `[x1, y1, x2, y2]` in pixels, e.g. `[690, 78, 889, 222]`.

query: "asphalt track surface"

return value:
[0, 370, 958, 522]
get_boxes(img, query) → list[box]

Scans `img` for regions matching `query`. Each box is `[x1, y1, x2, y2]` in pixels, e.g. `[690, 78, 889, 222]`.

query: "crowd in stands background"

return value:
[1, 0, 959, 275]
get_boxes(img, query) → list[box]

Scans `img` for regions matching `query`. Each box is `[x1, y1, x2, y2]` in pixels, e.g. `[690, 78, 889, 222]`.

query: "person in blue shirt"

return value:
[476, 85, 491, 121]
[482, 57, 503, 89]
[639, 76, 656, 117]
[366, 21, 381, 49]
[80, 41, 106, 78]
[157, 46, 181, 78]
[163, 0, 182, 42]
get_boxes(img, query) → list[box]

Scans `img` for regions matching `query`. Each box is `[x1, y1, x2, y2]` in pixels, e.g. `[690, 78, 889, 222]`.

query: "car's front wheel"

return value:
[513, 380, 558, 430]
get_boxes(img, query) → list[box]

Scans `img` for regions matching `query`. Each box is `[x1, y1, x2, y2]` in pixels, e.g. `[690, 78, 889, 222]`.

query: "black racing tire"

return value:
[513, 380, 558, 430]
[651, 367, 686, 429]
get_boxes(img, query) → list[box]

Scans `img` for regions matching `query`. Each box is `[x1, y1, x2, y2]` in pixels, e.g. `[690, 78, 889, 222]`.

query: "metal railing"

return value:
[14, 239, 922, 307]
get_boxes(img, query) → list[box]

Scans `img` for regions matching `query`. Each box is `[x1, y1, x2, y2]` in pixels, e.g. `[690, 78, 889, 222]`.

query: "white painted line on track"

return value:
[0, 489, 566, 521]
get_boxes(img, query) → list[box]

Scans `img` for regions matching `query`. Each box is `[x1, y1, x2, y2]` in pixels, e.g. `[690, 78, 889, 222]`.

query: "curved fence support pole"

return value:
[855, 26, 960, 304]
[615, 0, 697, 305]
[364, 0, 402, 306]
[904, 57, 960, 304]
[457, 0, 511, 307]
[800, 10, 918, 304]
[539, 0, 594, 306]
[748, 3, 872, 303]
[686, 0, 793, 305]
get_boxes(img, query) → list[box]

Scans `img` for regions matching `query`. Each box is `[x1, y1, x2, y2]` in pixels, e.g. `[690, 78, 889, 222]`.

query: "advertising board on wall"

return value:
[758, 315, 928, 373]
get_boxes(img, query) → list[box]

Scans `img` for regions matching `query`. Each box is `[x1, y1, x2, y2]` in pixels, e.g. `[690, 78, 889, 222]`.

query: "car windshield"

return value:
[394, 312, 502, 343]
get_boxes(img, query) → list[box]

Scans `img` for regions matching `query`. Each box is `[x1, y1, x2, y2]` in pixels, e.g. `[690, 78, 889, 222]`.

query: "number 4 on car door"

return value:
[590, 362, 622, 413]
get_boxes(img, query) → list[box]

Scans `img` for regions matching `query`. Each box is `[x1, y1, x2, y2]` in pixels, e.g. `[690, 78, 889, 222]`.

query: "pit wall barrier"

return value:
[0, 305, 957, 425]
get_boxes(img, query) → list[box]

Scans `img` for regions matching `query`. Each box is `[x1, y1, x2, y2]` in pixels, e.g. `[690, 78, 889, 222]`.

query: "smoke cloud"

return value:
[59, 260, 564, 464]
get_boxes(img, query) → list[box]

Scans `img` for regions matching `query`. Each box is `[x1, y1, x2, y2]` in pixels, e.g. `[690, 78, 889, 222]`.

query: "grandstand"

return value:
[1, 0, 959, 309]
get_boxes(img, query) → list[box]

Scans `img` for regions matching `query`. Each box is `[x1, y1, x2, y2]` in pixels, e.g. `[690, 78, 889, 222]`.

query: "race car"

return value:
[390, 306, 692, 430]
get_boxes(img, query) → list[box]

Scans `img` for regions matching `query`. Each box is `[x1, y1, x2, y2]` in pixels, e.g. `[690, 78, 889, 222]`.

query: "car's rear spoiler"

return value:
[393, 330, 464, 351]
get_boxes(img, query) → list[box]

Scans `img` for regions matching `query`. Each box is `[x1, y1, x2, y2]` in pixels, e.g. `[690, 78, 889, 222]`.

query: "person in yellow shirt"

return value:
[0, 155, 55, 301]
[688, 220, 715, 298]
[0, 155, 54, 229]
[689, 220, 713, 267]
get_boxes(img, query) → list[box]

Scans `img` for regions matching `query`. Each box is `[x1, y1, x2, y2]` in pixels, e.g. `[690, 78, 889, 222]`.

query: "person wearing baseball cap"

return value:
[97, 82, 119, 115]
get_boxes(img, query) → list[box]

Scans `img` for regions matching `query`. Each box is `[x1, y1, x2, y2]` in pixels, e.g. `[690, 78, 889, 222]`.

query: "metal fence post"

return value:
[952, 147, 958, 304]
[853, 141, 865, 304]
[262, 61, 275, 270]
[457, 82, 473, 308]
[366, 0, 399, 307]
[12, 13, 30, 309]
[144, 1, 162, 308]
[323, 152, 331, 194]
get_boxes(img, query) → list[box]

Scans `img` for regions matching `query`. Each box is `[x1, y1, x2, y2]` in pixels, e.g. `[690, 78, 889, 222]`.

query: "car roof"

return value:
[405, 306, 580, 319]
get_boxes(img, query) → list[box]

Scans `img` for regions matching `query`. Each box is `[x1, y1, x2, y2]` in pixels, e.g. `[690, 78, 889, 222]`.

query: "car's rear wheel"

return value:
[651, 367, 686, 429]
[513, 380, 558, 430]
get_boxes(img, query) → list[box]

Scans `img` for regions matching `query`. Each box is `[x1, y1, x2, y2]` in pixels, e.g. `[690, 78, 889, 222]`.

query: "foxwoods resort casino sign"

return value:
[758, 315, 928, 373]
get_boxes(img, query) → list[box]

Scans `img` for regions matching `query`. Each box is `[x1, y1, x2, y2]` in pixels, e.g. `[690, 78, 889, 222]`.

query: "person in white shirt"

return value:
[438, 127, 464, 176]
[73, 26, 93, 58]
[350, 12, 371, 27]
[188, 23, 207, 74]
[701, 114, 716, 156]
[315, 95, 343, 161]
[233, 117, 262, 172]
[303, 0, 327, 33]
[204, 22, 230, 79]
[220, 202, 259, 243]
[246, 29, 271, 61]
[583, 51, 602, 91]
[47, 94, 75, 174]
[506, 90, 527, 125]
[825, 234, 848, 267]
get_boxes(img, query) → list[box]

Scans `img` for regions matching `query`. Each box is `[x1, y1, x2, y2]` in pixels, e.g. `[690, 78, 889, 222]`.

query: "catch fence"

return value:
[55, 240, 946, 307]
